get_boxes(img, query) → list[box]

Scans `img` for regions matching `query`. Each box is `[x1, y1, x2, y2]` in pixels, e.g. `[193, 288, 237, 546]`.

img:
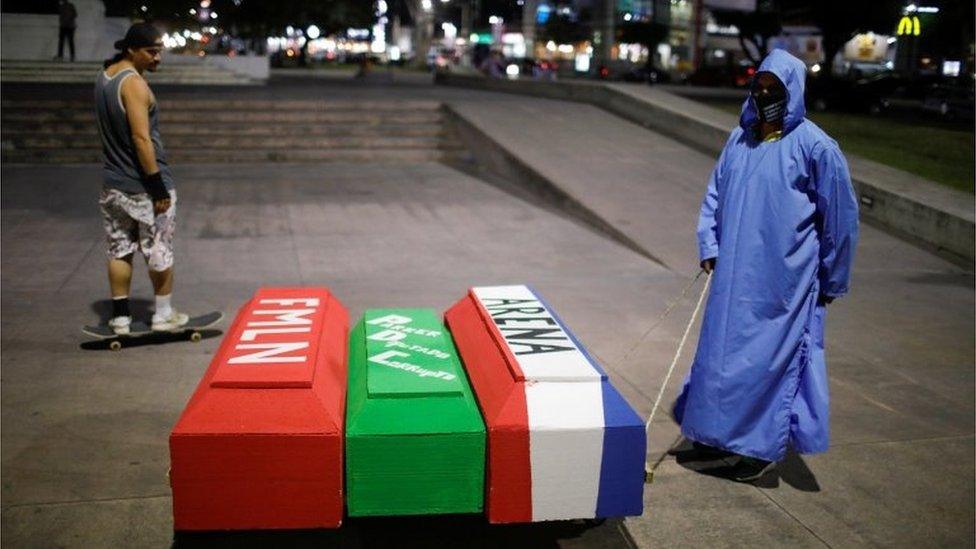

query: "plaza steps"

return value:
[0, 60, 253, 85]
[1, 99, 465, 164]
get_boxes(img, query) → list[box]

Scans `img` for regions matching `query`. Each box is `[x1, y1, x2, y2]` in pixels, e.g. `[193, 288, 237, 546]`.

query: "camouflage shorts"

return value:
[99, 186, 177, 271]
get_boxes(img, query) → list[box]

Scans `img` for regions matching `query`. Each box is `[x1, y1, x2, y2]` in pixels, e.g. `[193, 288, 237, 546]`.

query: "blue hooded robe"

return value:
[673, 50, 859, 462]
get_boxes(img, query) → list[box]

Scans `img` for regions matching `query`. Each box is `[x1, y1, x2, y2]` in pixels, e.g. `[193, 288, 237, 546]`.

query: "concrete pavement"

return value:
[1, 74, 973, 547]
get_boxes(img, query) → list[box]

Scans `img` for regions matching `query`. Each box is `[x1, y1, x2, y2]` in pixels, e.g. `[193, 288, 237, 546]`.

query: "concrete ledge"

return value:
[167, 54, 270, 82]
[443, 103, 667, 266]
[437, 72, 975, 265]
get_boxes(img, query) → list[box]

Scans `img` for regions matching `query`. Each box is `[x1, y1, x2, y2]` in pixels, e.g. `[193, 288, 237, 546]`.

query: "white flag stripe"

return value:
[526, 381, 605, 520]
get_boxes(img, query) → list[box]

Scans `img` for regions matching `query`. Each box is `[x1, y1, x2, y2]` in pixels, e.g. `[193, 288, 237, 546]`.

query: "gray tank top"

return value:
[94, 67, 174, 193]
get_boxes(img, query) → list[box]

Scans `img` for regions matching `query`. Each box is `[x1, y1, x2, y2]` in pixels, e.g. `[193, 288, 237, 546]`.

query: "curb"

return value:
[437, 73, 974, 266]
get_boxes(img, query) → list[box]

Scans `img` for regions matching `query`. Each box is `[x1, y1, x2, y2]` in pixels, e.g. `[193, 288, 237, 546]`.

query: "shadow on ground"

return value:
[90, 298, 155, 323]
[670, 437, 821, 492]
[81, 300, 223, 350]
[172, 515, 634, 549]
[79, 328, 223, 351]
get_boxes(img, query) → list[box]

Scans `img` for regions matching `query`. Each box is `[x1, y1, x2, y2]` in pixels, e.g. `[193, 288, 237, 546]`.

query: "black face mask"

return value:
[750, 78, 787, 125]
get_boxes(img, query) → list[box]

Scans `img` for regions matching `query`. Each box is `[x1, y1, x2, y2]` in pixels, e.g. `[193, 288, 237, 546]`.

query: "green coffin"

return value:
[346, 309, 486, 516]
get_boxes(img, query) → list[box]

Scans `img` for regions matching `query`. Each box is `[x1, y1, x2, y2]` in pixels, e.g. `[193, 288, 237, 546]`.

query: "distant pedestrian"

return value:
[673, 49, 859, 482]
[479, 50, 505, 78]
[95, 23, 187, 335]
[56, 0, 77, 62]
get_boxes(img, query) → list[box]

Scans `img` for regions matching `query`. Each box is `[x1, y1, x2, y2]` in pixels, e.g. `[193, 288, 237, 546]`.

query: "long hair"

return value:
[103, 51, 126, 69]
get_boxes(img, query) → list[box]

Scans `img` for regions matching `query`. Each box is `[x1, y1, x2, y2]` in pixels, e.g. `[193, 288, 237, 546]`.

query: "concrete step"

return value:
[2, 148, 463, 164]
[3, 110, 444, 124]
[2, 99, 444, 111]
[1, 60, 254, 85]
[2, 122, 446, 137]
[2, 61, 104, 68]
[3, 135, 460, 150]
[0, 65, 237, 75]
[0, 95, 465, 164]
[0, 65, 243, 74]
[0, 70, 243, 78]
[3, 59, 235, 69]
[0, 74, 250, 85]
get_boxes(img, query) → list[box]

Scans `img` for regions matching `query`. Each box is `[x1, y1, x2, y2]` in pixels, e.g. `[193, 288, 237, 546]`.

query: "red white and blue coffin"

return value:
[170, 287, 349, 530]
[445, 285, 645, 523]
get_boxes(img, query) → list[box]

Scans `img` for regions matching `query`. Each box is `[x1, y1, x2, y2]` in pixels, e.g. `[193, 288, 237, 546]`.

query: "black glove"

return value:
[142, 171, 169, 202]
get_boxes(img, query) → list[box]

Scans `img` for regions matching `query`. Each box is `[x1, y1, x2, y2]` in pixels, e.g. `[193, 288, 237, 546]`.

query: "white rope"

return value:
[615, 270, 704, 370]
[644, 272, 712, 432]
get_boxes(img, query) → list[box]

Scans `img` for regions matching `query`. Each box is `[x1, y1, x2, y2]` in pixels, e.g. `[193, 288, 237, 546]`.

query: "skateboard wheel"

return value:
[190, 332, 202, 343]
[109, 340, 122, 351]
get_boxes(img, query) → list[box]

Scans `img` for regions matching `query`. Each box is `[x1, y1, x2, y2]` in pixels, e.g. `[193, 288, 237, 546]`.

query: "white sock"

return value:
[155, 294, 172, 318]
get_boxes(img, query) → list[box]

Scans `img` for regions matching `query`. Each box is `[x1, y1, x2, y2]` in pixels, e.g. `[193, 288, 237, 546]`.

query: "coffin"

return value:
[345, 309, 485, 517]
[445, 285, 645, 523]
[170, 287, 349, 530]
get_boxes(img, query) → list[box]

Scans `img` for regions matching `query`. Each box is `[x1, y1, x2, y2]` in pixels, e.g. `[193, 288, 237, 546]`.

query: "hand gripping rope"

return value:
[613, 269, 712, 484]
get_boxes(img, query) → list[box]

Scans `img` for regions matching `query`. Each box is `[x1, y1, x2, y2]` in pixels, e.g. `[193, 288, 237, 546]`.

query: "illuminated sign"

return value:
[897, 15, 920, 36]
[536, 3, 552, 24]
[470, 32, 493, 45]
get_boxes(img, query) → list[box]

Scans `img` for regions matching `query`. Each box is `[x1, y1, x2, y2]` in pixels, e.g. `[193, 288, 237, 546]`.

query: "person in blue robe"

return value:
[673, 49, 859, 481]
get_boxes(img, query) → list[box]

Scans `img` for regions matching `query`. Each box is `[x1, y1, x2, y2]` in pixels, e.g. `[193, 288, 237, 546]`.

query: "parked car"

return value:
[922, 81, 975, 121]
[521, 58, 559, 80]
[685, 62, 756, 88]
[594, 61, 668, 83]
[805, 73, 903, 115]
[621, 64, 671, 85]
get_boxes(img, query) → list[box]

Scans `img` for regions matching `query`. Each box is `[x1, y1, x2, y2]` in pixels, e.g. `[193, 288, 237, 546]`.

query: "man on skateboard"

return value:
[96, 23, 186, 335]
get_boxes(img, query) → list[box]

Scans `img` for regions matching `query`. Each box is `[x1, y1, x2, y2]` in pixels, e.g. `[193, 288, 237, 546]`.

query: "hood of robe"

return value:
[739, 49, 808, 135]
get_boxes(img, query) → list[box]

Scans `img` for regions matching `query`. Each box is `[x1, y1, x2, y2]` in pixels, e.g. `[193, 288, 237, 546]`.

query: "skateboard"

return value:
[82, 311, 224, 351]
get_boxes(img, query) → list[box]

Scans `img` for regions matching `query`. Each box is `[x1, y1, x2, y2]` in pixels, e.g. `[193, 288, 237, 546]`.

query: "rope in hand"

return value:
[640, 270, 713, 482]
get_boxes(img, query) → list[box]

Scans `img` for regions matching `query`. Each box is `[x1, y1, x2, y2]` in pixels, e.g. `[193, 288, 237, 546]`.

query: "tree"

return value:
[710, 7, 782, 66]
[616, 20, 669, 68]
[404, 0, 434, 69]
[780, 0, 903, 78]
[109, 1, 373, 41]
[919, 1, 975, 61]
[219, 1, 373, 39]
[538, 13, 589, 45]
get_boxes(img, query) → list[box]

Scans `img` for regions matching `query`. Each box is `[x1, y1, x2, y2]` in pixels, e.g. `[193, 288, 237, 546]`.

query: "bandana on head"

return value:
[114, 22, 162, 51]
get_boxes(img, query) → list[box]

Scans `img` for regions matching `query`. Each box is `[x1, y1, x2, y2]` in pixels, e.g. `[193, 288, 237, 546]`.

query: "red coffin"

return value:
[169, 287, 349, 530]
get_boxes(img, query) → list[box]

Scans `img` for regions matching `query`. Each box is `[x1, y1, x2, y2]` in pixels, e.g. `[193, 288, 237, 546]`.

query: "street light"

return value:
[307, 25, 321, 40]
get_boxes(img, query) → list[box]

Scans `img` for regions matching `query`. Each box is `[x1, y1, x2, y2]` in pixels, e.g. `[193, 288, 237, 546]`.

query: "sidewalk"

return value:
[1, 75, 973, 547]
